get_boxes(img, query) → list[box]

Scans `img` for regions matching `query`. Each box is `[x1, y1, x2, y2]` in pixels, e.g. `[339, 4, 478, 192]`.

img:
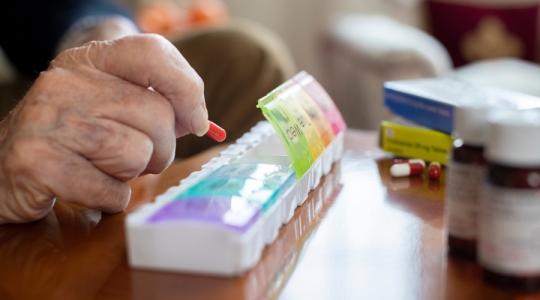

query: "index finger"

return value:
[74, 34, 209, 137]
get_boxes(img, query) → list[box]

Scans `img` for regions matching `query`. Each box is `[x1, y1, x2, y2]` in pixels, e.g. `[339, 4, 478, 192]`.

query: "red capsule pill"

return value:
[390, 162, 424, 177]
[428, 161, 442, 180]
[206, 121, 227, 142]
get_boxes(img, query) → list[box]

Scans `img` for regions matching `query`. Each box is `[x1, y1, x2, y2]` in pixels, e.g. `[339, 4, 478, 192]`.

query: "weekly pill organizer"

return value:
[126, 71, 346, 276]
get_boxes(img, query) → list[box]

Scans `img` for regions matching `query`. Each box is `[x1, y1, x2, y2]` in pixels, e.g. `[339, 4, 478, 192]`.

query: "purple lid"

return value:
[147, 196, 260, 233]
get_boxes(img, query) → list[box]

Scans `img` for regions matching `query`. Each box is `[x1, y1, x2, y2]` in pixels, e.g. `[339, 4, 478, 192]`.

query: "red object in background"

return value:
[425, 1, 540, 66]
[138, 0, 228, 36]
[138, 2, 189, 35]
[190, 0, 228, 26]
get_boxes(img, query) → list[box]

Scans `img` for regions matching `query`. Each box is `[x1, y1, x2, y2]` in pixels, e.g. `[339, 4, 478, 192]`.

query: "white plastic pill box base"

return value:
[126, 121, 344, 276]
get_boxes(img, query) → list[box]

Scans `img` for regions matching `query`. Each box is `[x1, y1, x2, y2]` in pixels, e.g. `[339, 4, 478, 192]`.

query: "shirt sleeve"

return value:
[0, 0, 134, 78]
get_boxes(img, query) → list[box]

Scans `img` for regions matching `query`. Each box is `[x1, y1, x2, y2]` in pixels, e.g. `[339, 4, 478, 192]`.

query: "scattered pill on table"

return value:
[428, 161, 442, 180]
[392, 158, 426, 168]
[390, 162, 424, 177]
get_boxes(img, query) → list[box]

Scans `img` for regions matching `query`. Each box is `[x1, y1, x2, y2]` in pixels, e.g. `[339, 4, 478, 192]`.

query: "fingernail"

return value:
[191, 103, 209, 136]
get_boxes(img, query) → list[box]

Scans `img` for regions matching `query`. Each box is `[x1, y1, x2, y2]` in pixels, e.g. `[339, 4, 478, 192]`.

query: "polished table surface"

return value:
[0, 129, 538, 300]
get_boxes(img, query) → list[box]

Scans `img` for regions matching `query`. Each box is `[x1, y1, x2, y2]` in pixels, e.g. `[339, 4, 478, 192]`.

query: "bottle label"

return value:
[479, 184, 540, 274]
[445, 161, 485, 239]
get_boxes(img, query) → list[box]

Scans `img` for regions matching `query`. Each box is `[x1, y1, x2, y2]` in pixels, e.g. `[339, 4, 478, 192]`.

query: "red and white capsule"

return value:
[428, 161, 442, 180]
[392, 158, 426, 168]
[390, 162, 424, 177]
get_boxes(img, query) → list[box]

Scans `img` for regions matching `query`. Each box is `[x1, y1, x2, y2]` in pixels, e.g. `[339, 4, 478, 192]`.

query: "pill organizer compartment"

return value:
[126, 121, 344, 276]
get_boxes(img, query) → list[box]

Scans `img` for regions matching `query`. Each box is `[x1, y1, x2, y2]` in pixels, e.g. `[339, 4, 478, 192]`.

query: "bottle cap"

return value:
[454, 105, 491, 146]
[453, 98, 513, 146]
[486, 109, 540, 166]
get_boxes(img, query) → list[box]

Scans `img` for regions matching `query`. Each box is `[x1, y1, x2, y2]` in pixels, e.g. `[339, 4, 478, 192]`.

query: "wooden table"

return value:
[0, 130, 537, 300]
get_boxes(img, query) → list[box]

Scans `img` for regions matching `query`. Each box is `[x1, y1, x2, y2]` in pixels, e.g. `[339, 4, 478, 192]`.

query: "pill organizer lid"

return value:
[486, 109, 540, 166]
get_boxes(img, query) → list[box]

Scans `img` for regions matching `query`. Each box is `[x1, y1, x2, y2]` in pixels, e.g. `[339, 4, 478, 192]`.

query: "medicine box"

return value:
[384, 77, 540, 133]
[379, 120, 452, 164]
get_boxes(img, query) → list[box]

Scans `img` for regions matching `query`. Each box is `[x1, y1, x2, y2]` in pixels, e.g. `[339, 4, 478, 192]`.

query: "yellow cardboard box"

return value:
[379, 120, 452, 164]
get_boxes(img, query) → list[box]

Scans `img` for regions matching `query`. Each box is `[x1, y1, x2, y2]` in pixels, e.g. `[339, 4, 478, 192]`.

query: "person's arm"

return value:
[56, 15, 138, 53]
[0, 34, 209, 224]
[0, 0, 138, 77]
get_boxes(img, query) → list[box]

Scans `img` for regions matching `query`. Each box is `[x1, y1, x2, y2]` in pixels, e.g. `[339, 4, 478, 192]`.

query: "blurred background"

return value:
[3, 0, 540, 130]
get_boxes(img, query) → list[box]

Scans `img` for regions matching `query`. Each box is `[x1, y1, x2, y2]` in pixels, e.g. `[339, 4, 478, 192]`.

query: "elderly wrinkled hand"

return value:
[0, 34, 209, 224]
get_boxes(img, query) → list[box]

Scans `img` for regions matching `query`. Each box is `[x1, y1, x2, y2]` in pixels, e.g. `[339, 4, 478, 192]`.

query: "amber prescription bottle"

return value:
[445, 105, 488, 260]
[479, 110, 540, 291]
